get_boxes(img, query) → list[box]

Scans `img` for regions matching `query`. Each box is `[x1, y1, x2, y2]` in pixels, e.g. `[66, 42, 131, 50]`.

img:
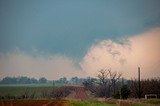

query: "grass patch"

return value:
[119, 99, 160, 106]
[69, 100, 116, 106]
[143, 99, 160, 104]
[134, 102, 144, 106]
[0, 85, 53, 97]
[0, 99, 116, 106]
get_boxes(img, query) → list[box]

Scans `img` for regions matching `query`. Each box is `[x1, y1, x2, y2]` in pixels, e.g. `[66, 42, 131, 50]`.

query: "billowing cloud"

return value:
[0, 28, 160, 79]
[0, 50, 86, 80]
[81, 28, 160, 79]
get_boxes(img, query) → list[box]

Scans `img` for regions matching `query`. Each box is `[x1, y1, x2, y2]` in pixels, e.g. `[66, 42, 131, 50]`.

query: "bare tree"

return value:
[97, 69, 109, 86]
[83, 77, 97, 93]
[109, 70, 122, 95]
[97, 68, 122, 97]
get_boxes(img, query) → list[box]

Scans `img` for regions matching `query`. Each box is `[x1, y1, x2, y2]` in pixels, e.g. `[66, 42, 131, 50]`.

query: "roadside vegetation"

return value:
[69, 100, 116, 106]
[119, 99, 160, 106]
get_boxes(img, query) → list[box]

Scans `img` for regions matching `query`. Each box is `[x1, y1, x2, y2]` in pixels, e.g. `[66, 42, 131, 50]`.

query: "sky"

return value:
[0, 0, 160, 80]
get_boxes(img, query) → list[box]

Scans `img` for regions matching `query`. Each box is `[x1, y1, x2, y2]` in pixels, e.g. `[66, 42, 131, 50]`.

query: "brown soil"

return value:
[0, 100, 69, 106]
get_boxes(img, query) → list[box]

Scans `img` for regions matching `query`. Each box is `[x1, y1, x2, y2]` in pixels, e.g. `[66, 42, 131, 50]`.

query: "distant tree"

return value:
[0, 77, 17, 84]
[59, 77, 67, 84]
[83, 77, 97, 92]
[0, 76, 47, 84]
[30, 78, 38, 83]
[121, 85, 130, 99]
[71, 77, 78, 84]
[17, 76, 29, 84]
[39, 77, 47, 83]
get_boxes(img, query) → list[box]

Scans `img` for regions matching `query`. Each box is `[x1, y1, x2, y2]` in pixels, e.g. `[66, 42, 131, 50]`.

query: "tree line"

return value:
[0, 76, 47, 84]
[83, 68, 160, 99]
[0, 76, 86, 85]
[129, 78, 160, 98]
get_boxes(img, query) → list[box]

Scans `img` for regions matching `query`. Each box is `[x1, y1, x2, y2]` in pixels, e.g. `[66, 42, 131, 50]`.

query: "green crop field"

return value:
[69, 100, 116, 106]
[0, 84, 55, 98]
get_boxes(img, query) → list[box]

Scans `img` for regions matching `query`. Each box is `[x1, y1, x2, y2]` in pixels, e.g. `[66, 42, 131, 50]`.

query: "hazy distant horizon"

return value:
[0, 0, 160, 80]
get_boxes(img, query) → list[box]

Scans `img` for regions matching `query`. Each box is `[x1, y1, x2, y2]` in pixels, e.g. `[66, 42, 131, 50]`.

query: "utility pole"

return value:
[138, 67, 141, 99]
[122, 77, 124, 86]
[120, 77, 124, 99]
[52, 80, 55, 90]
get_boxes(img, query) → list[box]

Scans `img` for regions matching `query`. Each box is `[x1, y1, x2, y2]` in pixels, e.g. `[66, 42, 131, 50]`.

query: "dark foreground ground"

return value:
[1, 99, 160, 106]
[0, 99, 116, 106]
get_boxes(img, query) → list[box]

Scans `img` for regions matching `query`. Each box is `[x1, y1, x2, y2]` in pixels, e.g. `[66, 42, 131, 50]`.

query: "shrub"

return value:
[121, 85, 130, 99]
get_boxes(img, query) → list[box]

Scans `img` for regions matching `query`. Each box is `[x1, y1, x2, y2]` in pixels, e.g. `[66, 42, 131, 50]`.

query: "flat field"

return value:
[0, 84, 54, 98]
[0, 99, 116, 106]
